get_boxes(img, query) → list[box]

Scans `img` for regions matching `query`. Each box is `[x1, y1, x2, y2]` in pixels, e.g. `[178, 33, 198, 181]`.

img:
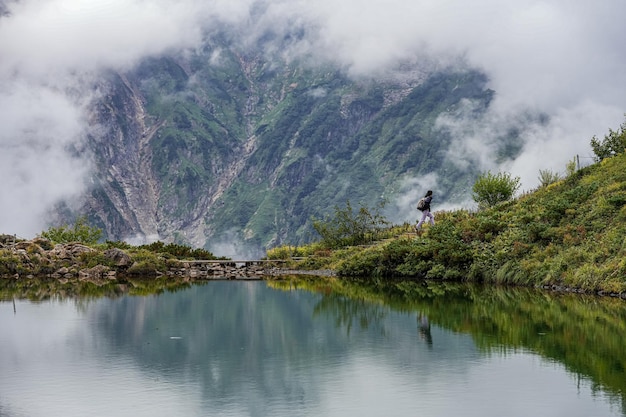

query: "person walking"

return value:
[416, 190, 435, 231]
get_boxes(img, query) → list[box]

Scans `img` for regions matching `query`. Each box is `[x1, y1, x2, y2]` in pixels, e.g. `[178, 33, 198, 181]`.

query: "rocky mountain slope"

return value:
[76, 43, 515, 254]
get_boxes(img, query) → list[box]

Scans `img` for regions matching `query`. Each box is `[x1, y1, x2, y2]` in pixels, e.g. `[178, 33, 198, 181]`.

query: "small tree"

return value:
[590, 117, 626, 161]
[538, 169, 561, 187]
[565, 157, 577, 177]
[40, 216, 102, 245]
[472, 171, 521, 209]
[312, 200, 389, 248]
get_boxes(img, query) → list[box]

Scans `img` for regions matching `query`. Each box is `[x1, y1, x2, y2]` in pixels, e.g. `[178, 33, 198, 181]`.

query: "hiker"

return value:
[416, 190, 435, 231]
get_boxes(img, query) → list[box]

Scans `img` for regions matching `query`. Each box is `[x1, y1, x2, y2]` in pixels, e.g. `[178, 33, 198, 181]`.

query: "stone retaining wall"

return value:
[166, 260, 288, 280]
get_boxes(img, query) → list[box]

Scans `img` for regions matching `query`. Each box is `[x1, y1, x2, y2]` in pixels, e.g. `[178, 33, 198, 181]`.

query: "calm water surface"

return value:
[1, 280, 625, 417]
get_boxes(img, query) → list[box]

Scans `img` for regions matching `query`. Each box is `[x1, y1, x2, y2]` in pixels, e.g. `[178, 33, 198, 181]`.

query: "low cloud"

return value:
[0, 82, 90, 237]
[387, 173, 439, 225]
[1, 0, 625, 236]
[207, 229, 265, 260]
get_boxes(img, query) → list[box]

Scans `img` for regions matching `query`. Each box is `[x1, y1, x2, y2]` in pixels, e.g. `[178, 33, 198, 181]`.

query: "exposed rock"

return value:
[48, 243, 95, 260]
[79, 265, 110, 280]
[15, 249, 30, 263]
[66, 243, 95, 257]
[50, 245, 71, 260]
[32, 237, 54, 251]
[104, 248, 132, 267]
[0, 234, 17, 245]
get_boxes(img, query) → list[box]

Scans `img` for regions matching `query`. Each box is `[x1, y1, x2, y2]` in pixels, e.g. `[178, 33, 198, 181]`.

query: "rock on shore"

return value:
[0, 235, 129, 283]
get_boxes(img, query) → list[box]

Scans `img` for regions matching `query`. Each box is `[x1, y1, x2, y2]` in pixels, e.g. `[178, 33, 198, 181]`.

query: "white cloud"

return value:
[388, 173, 439, 224]
[0, 82, 90, 236]
[1, 0, 625, 236]
[208, 229, 265, 260]
[0, 0, 204, 78]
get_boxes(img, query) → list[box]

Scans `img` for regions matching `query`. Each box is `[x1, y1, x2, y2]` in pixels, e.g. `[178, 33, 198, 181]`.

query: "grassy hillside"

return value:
[268, 152, 626, 295]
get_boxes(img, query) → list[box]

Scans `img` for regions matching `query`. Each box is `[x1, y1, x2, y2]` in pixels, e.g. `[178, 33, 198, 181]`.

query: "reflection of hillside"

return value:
[285, 278, 626, 412]
[0, 276, 193, 302]
[86, 282, 329, 413]
[84, 281, 477, 414]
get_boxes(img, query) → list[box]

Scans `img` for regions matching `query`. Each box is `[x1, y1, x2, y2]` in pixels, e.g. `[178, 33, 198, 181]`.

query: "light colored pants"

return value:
[417, 210, 435, 229]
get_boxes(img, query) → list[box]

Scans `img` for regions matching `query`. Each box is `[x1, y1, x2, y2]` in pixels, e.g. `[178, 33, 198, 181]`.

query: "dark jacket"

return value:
[423, 196, 432, 211]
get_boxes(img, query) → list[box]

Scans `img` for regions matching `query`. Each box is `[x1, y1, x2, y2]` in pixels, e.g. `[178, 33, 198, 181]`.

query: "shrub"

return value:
[138, 241, 222, 260]
[590, 116, 626, 161]
[336, 247, 386, 277]
[312, 200, 390, 249]
[40, 217, 102, 245]
[472, 171, 521, 209]
[126, 249, 168, 276]
[565, 157, 577, 177]
[106, 240, 132, 250]
[538, 169, 561, 187]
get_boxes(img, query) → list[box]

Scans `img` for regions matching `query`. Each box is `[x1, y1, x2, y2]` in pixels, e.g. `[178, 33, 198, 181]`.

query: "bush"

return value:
[472, 171, 521, 209]
[138, 241, 223, 260]
[312, 200, 390, 249]
[538, 169, 561, 187]
[40, 217, 102, 245]
[590, 116, 626, 161]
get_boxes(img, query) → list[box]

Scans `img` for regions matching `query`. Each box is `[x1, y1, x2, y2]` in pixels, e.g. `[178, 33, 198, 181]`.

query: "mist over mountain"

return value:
[1, 0, 625, 256]
[82, 46, 503, 253]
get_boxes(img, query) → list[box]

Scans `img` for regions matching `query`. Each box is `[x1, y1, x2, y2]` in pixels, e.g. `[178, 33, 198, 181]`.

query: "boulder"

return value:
[32, 237, 54, 251]
[103, 248, 132, 267]
[66, 243, 95, 257]
[79, 264, 110, 280]
[50, 244, 71, 260]
[0, 234, 17, 245]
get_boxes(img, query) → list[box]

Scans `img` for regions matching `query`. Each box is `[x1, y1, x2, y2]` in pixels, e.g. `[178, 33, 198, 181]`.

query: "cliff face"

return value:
[79, 46, 501, 252]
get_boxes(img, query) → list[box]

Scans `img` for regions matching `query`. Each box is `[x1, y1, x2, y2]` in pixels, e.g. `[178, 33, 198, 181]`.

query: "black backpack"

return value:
[416, 198, 426, 211]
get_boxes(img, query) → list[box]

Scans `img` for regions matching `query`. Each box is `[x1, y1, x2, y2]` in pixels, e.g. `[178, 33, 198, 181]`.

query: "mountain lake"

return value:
[1, 278, 625, 417]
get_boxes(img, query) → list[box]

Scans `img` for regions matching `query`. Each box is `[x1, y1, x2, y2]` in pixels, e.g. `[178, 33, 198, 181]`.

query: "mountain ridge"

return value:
[71, 44, 510, 253]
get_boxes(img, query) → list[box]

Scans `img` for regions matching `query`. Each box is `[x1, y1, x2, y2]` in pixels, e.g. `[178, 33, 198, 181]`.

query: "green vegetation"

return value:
[1, 218, 226, 278]
[312, 200, 390, 248]
[40, 216, 103, 244]
[472, 171, 521, 209]
[269, 140, 626, 295]
[537, 169, 561, 187]
[0, 275, 193, 301]
[96, 51, 505, 249]
[135, 241, 226, 260]
[590, 116, 626, 161]
[270, 276, 626, 406]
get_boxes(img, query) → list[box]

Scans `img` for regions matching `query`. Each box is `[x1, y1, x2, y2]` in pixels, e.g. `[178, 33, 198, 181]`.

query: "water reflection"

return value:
[0, 278, 625, 416]
[417, 313, 433, 347]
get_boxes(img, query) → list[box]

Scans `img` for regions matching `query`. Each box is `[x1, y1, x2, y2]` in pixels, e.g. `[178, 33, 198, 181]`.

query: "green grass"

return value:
[269, 153, 626, 294]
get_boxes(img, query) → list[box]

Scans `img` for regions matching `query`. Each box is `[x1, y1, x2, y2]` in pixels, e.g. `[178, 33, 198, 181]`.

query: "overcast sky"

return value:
[1, 0, 625, 237]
